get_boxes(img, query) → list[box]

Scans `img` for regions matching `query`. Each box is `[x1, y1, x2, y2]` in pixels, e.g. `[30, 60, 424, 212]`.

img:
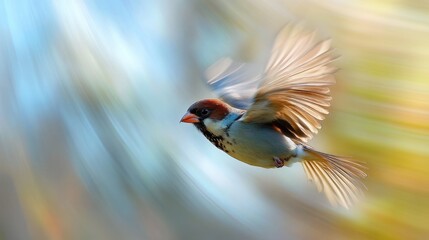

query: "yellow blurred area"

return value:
[0, 0, 428, 239]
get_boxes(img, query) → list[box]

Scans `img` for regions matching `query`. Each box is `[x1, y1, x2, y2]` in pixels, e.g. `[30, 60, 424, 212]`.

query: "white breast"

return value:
[203, 118, 227, 136]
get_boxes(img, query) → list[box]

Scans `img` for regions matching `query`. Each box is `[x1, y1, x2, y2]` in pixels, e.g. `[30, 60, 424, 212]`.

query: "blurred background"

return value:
[0, 0, 428, 239]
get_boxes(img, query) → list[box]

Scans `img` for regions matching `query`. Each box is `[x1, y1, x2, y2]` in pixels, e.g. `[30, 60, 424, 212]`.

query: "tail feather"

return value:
[300, 145, 367, 208]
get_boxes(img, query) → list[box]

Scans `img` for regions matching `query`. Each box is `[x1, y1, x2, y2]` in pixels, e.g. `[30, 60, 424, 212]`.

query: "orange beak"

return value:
[180, 112, 200, 123]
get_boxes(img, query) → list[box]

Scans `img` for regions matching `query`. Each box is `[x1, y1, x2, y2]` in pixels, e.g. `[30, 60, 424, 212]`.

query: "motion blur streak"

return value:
[0, 0, 428, 239]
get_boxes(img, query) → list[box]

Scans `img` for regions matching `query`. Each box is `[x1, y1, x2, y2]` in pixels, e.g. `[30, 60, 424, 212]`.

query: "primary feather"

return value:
[243, 23, 337, 142]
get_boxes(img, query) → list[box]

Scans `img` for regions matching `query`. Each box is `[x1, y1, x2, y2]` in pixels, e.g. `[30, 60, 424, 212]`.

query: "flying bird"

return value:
[180, 24, 366, 208]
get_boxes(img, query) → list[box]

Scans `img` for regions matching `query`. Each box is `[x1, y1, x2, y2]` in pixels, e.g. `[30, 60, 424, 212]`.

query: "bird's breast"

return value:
[194, 122, 229, 152]
[221, 122, 298, 168]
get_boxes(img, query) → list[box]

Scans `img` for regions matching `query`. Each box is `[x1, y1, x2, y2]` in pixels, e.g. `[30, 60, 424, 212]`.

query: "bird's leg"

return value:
[273, 156, 285, 168]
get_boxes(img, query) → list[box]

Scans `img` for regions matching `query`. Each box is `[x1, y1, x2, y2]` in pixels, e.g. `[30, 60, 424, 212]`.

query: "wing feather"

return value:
[243, 23, 337, 142]
[205, 58, 262, 109]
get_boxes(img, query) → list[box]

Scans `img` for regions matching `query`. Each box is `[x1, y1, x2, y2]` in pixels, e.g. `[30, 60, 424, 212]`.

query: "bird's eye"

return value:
[200, 108, 209, 116]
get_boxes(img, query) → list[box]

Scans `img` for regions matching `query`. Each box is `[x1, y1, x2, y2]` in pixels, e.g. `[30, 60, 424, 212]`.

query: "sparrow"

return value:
[180, 24, 366, 208]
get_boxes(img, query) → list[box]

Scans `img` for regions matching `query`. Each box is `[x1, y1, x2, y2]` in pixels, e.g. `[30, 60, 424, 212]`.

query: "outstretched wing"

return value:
[242, 23, 337, 142]
[205, 58, 262, 110]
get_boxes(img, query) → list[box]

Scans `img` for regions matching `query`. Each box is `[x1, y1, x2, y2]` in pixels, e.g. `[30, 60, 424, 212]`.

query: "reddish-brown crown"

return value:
[187, 99, 231, 120]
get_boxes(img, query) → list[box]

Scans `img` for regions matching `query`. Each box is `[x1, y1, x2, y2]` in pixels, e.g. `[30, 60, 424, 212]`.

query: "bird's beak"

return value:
[180, 112, 200, 123]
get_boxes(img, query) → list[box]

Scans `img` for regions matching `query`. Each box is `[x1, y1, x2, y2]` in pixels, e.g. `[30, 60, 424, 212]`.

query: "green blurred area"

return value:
[302, 2, 429, 239]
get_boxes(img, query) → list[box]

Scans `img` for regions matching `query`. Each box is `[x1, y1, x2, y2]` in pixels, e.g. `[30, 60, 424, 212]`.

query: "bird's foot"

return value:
[273, 156, 285, 168]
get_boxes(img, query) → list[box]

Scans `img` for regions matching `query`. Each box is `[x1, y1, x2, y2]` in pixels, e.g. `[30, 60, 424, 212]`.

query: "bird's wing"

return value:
[242, 23, 337, 142]
[205, 58, 262, 109]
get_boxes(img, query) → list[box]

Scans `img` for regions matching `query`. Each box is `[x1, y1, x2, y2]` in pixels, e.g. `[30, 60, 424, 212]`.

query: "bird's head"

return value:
[180, 99, 231, 125]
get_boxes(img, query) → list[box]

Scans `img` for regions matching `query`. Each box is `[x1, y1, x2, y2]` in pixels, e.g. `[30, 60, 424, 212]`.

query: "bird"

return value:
[180, 23, 366, 208]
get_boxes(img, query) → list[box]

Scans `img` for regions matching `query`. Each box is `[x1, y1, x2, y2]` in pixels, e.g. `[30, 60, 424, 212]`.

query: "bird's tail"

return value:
[297, 145, 367, 209]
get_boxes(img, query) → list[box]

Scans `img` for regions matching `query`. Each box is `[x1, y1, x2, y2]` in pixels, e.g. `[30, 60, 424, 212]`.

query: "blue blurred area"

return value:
[0, 1, 289, 239]
[0, 0, 428, 239]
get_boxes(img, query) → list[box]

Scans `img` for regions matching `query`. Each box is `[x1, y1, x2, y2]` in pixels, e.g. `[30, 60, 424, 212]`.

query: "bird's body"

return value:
[227, 121, 298, 168]
[200, 107, 298, 168]
[181, 23, 367, 208]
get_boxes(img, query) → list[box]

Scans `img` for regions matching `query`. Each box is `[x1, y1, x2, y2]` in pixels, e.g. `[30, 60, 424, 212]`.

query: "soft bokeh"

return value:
[1, 0, 428, 239]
